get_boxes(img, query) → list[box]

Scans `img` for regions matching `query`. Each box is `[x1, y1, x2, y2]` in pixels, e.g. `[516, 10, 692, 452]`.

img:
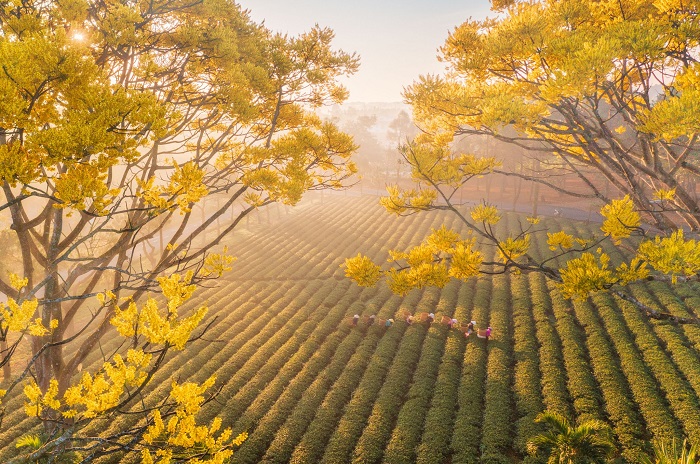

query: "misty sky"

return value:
[240, 0, 493, 103]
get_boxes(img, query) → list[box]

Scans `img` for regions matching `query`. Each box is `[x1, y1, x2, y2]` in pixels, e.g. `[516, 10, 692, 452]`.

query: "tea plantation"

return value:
[2, 194, 699, 463]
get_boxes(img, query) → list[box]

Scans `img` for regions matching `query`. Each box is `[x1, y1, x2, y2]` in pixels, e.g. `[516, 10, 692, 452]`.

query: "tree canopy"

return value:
[0, 0, 358, 460]
[408, 0, 700, 232]
[345, 0, 700, 324]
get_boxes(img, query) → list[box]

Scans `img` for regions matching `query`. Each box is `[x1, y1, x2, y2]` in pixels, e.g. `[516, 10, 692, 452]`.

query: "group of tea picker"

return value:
[350, 312, 492, 340]
[352, 313, 395, 328]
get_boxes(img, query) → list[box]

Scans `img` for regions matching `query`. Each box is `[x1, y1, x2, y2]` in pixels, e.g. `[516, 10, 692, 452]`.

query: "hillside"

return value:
[2, 193, 700, 463]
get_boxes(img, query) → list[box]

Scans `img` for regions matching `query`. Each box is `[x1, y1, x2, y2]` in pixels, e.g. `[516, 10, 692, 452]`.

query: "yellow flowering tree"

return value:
[0, 0, 358, 460]
[345, 0, 700, 325]
[10, 277, 246, 462]
[347, 168, 699, 323]
[406, 0, 700, 233]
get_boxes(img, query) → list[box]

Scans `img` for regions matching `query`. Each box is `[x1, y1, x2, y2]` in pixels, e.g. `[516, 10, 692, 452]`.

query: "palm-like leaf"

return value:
[527, 411, 616, 464]
[641, 439, 700, 464]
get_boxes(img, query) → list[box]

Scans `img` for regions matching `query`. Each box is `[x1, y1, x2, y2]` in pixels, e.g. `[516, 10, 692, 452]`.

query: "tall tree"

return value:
[345, 0, 700, 326]
[406, 0, 700, 233]
[0, 0, 358, 460]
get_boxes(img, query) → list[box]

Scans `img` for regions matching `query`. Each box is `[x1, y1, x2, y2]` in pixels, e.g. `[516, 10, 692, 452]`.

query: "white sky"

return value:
[240, 0, 494, 102]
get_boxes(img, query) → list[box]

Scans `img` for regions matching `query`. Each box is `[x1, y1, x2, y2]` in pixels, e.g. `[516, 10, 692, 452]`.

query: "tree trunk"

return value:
[512, 163, 523, 211]
[1, 339, 10, 381]
[532, 159, 540, 217]
[37, 208, 65, 392]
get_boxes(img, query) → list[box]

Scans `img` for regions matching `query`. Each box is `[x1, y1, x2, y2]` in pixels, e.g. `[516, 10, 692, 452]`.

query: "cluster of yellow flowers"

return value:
[24, 379, 61, 417]
[470, 204, 501, 225]
[559, 250, 654, 300]
[349, 190, 700, 301]
[137, 176, 171, 213]
[62, 349, 152, 419]
[111, 272, 208, 350]
[137, 161, 209, 215]
[168, 162, 209, 214]
[24, 349, 152, 420]
[345, 226, 483, 296]
[600, 195, 640, 244]
[379, 185, 437, 214]
[425, 225, 461, 251]
[558, 251, 616, 300]
[18, 269, 243, 462]
[498, 235, 530, 263]
[653, 188, 676, 201]
[141, 376, 247, 464]
[0, 273, 56, 337]
[201, 247, 237, 278]
[638, 230, 700, 283]
[8, 273, 28, 290]
[547, 231, 574, 251]
[53, 163, 121, 215]
[343, 253, 381, 287]
[449, 241, 483, 280]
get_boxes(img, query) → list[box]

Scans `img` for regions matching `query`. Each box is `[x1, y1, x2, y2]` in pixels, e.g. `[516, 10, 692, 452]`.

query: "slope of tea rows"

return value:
[1, 193, 699, 463]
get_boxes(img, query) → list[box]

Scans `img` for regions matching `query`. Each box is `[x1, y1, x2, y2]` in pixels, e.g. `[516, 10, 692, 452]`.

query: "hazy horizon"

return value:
[240, 0, 493, 103]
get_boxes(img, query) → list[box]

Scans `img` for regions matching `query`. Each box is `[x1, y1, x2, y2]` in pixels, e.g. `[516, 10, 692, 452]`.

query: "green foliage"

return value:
[14, 434, 81, 463]
[641, 439, 700, 464]
[527, 411, 616, 464]
[3, 196, 700, 462]
[14, 434, 42, 450]
[512, 275, 546, 455]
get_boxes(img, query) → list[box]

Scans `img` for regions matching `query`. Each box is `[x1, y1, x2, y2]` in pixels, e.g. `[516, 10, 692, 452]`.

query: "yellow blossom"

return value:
[167, 161, 209, 213]
[406, 244, 436, 267]
[8, 273, 28, 291]
[448, 240, 483, 280]
[23, 381, 43, 417]
[233, 432, 248, 447]
[409, 262, 450, 289]
[343, 254, 382, 287]
[637, 230, 700, 282]
[547, 231, 574, 250]
[600, 196, 640, 244]
[380, 185, 437, 214]
[43, 379, 61, 410]
[28, 318, 50, 336]
[200, 246, 237, 277]
[471, 204, 501, 224]
[158, 271, 196, 314]
[141, 377, 237, 461]
[96, 290, 115, 306]
[498, 235, 530, 263]
[425, 225, 460, 252]
[1, 298, 39, 332]
[653, 188, 676, 201]
[142, 449, 155, 464]
[136, 176, 171, 213]
[111, 300, 139, 338]
[615, 257, 650, 285]
[558, 252, 615, 300]
[386, 269, 414, 295]
[144, 410, 165, 444]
